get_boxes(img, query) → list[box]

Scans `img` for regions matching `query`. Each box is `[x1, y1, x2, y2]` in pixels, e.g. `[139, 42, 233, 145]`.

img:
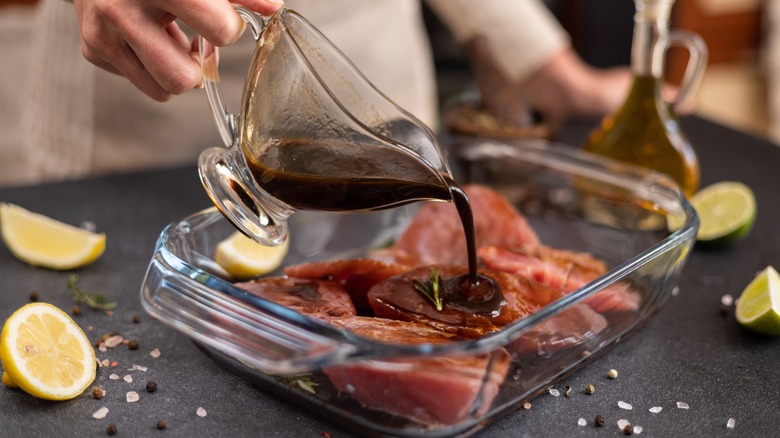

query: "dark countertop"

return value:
[1, 116, 779, 437]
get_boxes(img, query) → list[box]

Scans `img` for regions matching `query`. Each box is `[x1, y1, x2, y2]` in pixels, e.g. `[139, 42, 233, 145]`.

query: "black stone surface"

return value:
[1, 116, 779, 437]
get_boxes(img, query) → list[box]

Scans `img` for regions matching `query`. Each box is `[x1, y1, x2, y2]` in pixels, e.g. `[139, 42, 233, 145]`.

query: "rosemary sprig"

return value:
[413, 268, 444, 311]
[67, 274, 117, 310]
[282, 374, 318, 394]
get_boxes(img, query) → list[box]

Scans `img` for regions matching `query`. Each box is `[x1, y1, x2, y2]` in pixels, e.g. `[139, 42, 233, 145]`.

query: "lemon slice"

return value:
[0, 203, 106, 270]
[736, 266, 780, 335]
[214, 231, 290, 279]
[691, 181, 755, 245]
[0, 302, 96, 400]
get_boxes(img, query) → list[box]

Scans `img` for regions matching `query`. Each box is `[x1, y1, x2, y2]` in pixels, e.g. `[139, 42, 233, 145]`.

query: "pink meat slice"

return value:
[389, 184, 539, 266]
[478, 245, 641, 313]
[325, 316, 510, 426]
[235, 277, 356, 320]
[368, 265, 608, 355]
[284, 258, 411, 310]
[367, 265, 540, 338]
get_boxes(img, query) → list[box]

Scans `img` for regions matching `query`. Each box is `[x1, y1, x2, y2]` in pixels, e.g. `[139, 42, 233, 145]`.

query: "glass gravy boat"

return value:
[198, 7, 451, 246]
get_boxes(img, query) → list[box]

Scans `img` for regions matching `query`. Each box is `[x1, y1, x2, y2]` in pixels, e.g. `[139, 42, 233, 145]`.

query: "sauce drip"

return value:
[245, 139, 496, 307]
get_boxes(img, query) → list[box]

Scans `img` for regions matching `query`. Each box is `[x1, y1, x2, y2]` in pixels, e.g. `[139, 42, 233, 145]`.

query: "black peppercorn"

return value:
[595, 414, 605, 427]
[127, 339, 139, 350]
[106, 424, 117, 435]
[623, 424, 634, 435]
[156, 420, 166, 430]
[92, 387, 105, 399]
[29, 292, 39, 302]
[71, 305, 82, 316]
[132, 314, 141, 324]
[146, 380, 157, 393]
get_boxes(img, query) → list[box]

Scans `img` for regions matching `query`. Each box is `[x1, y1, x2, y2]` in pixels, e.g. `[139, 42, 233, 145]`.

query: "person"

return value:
[2, 0, 633, 188]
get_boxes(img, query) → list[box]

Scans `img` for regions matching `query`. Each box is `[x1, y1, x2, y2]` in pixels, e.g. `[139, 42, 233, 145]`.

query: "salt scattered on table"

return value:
[634, 425, 643, 434]
[618, 401, 633, 410]
[196, 407, 208, 417]
[727, 418, 736, 429]
[109, 374, 120, 380]
[123, 375, 133, 383]
[548, 388, 560, 397]
[150, 348, 161, 358]
[130, 364, 148, 372]
[721, 294, 734, 306]
[104, 335, 123, 348]
[677, 402, 690, 410]
[617, 419, 630, 430]
[126, 391, 139, 403]
[92, 407, 109, 420]
[649, 406, 663, 413]
[578, 418, 587, 427]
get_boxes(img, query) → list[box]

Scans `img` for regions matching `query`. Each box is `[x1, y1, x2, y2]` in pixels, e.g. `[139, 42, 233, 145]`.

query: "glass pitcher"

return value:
[582, 0, 708, 198]
[198, 7, 452, 246]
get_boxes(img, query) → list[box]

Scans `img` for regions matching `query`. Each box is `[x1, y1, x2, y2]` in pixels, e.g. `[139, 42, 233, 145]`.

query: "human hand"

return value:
[73, 0, 283, 102]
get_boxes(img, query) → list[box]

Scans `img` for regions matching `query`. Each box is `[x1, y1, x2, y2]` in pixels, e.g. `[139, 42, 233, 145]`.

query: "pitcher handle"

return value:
[662, 30, 708, 112]
[199, 6, 267, 147]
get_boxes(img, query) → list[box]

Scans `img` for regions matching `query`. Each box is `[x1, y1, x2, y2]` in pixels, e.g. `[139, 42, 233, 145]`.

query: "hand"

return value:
[73, 0, 284, 102]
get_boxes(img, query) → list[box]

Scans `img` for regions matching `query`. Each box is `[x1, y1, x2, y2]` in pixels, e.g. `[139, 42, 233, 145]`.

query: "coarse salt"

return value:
[618, 401, 633, 410]
[104, 335, 123, 348]
[721, 294, 734, 306]
[150, 348, 161, 358]
[727, 418, 736, 429]
[98, 344, 107, 353]
[617, 419, 630, 430]
[196, 407, 208, 417]
[578, 418, 587, 427]
[101, 359, 110, 367]
[126, 391, 139, 403]
[123, 375, 133, 383]
[549, 388, 560, 397]
[677, 402, 690, 410]
[131, 364, 148, 372]
[634, 425, 643, 434]
[92, 407, 109, 420]
[649, 406, 663, 413]
[109, 374, 120, 380]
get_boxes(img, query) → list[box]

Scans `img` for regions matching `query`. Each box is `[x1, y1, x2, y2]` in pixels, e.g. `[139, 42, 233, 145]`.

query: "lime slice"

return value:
[736, 266, 780, 335]
[691, 181, 755, 245]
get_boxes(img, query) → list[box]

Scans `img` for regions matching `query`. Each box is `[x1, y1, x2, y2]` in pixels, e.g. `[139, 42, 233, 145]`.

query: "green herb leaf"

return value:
[413, 268, 444, 311]
[282, 374, 318, 394]
[67, 274, 117, 310]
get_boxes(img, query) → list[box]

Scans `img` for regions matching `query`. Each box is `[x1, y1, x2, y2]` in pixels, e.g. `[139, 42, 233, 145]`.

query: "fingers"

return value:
[72, 0, 284, 102]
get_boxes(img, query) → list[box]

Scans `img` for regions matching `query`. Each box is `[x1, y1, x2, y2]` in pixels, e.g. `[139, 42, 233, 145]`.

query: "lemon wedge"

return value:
[0, 203, 106, 270]
[0, 302, 96, 400]
[215, 231, 290, 279]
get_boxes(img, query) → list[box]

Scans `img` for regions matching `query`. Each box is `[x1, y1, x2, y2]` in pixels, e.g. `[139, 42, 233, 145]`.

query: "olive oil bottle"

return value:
[583, 0, 707, 198]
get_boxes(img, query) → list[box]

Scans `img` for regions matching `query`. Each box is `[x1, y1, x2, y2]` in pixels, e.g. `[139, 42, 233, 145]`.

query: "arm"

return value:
[71, 0, 283, 102]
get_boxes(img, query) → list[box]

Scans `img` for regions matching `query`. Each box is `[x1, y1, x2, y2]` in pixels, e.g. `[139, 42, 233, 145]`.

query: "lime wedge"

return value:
[736, 266, 780, 335]
[691, 181, 755, 245]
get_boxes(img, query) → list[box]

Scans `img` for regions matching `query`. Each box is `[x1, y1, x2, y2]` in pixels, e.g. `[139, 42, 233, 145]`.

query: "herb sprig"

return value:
[67, 274, 118, 310]
[282, 374, 318, 394]
[413, 268, 444, 311]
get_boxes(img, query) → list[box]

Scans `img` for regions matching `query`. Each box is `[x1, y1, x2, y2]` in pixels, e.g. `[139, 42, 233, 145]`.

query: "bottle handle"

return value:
[199, 6, 267, 147]
[662, 30, 708, 112]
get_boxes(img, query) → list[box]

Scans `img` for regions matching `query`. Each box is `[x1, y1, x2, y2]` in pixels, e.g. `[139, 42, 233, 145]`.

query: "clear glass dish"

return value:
[141, 139, 698, 437]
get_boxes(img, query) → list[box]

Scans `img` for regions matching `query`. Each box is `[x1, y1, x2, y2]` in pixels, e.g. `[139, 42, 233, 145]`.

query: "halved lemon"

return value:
[736, 266, 780, 335]
[214, 231, 290, 279]
[0, 302, 96, 400]
[0, 203, 106, 270]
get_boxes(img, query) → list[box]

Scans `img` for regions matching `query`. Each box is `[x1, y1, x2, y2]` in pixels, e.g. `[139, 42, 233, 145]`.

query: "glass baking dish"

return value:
[141, 139, 698, 437]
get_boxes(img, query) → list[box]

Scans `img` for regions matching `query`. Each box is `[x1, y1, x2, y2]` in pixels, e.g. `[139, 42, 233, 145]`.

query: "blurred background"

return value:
[425, 0, 768, 141]
[1, 0, 770, 142]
